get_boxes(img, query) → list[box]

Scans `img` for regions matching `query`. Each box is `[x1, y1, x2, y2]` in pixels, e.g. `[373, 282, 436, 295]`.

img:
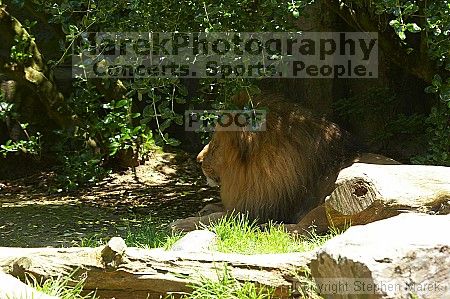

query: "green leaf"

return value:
[115, 99, 129, 108]
[174, 115, 184, 125]
[166, 138, 181, 146]
[132, 126, 142, 134]
[406, 23, 421, 33]
[403, 3, 419, 15]
[175, 97, 187, 104]
[142, 106, 155, 117]
[159, 119, 172, 131]
[432, 74, 442, 86]
[425, 86, 438, 94]
[389, 19, 400, 28]
[140, 117, 151, 124]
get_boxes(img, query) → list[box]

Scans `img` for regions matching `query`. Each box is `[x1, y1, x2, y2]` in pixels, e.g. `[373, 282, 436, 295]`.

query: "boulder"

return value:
[171, 230, 218, 252]
[310, 213, 450, 299]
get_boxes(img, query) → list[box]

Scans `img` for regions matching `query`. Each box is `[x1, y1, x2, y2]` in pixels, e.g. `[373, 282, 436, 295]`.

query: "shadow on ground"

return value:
[0, 151, 219, 247]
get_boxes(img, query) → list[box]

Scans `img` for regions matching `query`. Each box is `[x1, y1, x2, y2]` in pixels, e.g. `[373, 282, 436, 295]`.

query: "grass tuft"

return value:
[27, 272, 96, 299]
[124, 218, 182, 249]
[208, 213, 340, 254]
[75, 217, 182, 249]
[182, 266, 274, 299]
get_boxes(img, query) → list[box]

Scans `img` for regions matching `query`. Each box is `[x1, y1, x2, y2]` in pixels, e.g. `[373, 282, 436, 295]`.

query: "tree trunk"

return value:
[0, 6, 75, 129]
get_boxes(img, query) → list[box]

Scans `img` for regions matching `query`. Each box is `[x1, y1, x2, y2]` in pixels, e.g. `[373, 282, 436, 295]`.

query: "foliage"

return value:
[74, 213, 342, 254]
[181, 263, 323, 299]
[0, 18, 43, 158]
[7, 0, 301, 188]
[414, 75, 450, 166]
[378, 0, 450, 165]
[412, 103, 450, 166]
[75, 232, 107, 248]
[0, 135, 41, 157]
[39, 0, 450, 168]
[10, 34, 33, 63]
[53, 151, 108, 192]
[36, 0, 299, 33]
[1, 0, 448, 190]
[0, 91, 42, 158]
[333, 0, 450, 164]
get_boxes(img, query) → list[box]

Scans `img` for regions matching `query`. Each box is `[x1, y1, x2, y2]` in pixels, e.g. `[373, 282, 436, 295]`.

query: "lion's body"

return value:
[197, 93, 357, 223]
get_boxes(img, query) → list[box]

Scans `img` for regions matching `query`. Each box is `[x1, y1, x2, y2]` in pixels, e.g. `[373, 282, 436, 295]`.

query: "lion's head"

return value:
[197, 142, 221, 187]
[197, 92, 356, 223]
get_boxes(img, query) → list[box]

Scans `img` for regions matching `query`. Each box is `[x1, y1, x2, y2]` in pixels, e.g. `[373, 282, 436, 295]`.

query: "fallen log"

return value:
[324, 162, 450, 228]
[0, 237, 314, 299]
[285, 160, 450, 234]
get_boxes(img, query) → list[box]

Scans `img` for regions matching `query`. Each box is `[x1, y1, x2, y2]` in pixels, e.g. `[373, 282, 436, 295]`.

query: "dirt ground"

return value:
[0, 151, 219, 247]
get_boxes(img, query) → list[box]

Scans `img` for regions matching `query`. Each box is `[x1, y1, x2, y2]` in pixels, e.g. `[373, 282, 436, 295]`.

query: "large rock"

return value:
[171, 230, 218, 252]
[310, 213, 450, 299]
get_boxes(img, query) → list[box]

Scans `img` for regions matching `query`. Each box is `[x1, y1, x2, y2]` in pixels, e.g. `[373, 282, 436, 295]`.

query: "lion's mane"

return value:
[198, 92, 357, 223]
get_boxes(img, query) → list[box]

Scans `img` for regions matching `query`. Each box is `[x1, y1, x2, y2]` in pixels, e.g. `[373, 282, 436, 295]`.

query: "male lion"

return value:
[197, 91, 358, 223]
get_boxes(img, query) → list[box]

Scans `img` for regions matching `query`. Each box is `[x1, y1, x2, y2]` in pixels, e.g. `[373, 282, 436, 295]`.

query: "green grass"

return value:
[75, 232, 107, 247]
[207, 213, 341, 254]
[175, 266, 274, 299]
[125, 218, 182, 249]
[75, 217, 182, 249]
[27, 272, 96, 299]
[174, 265, 324, 299]
[124, 219, 182, 249]
[76, 213, 343, 255]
